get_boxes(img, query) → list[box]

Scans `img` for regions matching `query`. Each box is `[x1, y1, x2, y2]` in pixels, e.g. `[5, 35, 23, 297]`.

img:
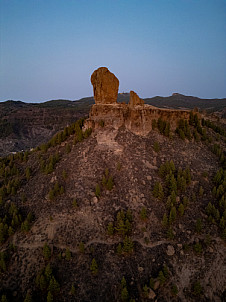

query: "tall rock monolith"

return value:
[91, 67, 119, 104]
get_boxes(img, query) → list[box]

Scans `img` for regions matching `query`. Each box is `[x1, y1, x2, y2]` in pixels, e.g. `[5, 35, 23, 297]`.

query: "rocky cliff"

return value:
[85, 67, 191, 135]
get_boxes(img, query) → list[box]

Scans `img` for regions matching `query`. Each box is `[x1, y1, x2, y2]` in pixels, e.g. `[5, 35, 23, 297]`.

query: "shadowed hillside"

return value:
[0, 109, 225, 301]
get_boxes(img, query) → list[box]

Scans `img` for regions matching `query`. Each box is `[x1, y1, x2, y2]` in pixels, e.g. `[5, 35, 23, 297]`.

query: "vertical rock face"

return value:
[129, 91, 144, 107]
[91, 67, 119, 104]
[85, 67, 191, 136]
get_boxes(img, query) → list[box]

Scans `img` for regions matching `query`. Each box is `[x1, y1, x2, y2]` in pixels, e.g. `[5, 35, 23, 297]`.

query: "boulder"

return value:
[129, 91, 144, 107]
[166, 245, 175, 256]
[148, 288, 156, 299]
[91, 67, 119, 104]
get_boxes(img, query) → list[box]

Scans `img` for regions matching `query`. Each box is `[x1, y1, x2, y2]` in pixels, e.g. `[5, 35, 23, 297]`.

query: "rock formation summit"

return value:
[86, 67, 190, 135]
[91, 67, 119, 104]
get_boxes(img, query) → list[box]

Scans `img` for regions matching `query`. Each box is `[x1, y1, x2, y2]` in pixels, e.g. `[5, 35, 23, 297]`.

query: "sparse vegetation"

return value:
[90, 258, 98, 275]
[0, 104, 225, 301]
[48, 182, 64, 200]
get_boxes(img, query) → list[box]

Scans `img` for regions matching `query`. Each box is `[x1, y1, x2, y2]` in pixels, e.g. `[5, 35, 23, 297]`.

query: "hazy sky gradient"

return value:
[0, 0, 226, 102]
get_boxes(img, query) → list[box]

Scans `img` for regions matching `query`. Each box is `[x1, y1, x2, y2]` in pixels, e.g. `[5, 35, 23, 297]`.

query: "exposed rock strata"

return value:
[86, 67, 190, 135]
[86, 103, 190, 135]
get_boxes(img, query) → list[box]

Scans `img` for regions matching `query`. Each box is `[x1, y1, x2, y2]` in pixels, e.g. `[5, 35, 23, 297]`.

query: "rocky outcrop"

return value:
[129, 91, 144, 107]
[91, 67, 119, 104]
[85, 67, 190, 135]
[86, 103, 190, 135]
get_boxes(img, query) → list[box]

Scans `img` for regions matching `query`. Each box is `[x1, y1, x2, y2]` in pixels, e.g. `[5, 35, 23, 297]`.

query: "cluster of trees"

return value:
[0, 152, 32, 207]
[211, 144, 225, 168]
[176, 119, 192, 140]
[0, 201, 33, 244]
[0, 177, 21, 198]
[154, 160, 191, 198]
[152, 160, 192, 236]
[0, 161, 19, 179]
[201, 118, 226, 137]
[0, 251, 7, 272]
[40, 152, 60, 174]
[37, 118, 92, 153]
[152, 118, 171, 137]
[206, 168, 226, 240]
[48, 182, 64, 201]
[107, 209, 134, 255]
[116, 236, 134, 254]
[175, 112, 208, 142]
[107, 209, 133, 236]
[120, 276, 135, 302]
[188, 113, 225, 168]
[143, 265, 172, 298]
[101, 168, 114, 190]
[35, 263, 60, 302]
[95, 168, 114, 197]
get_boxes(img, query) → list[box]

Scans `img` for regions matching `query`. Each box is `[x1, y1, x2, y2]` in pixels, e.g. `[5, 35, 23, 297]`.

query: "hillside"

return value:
[0, 111, 225, 301]
[0, 93, 225, 156]
[0, 67, 225, 301]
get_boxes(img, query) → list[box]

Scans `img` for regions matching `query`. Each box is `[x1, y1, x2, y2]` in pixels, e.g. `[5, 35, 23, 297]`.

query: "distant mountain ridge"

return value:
[2, 93, 226, 112]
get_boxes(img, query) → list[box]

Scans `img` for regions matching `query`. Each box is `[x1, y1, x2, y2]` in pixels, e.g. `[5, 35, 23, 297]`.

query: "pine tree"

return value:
[59, 186, 64, 195]
[163, 265, 169, 278]
[153, 182, 160, 198]
[79, 242, 85, 253]
[48, 276, 60, 294]
[70, 285, 76, 295]
[178, 204, 184, 216]
[45, 263, 52, 282]
[206, 202, 213, 215]
[90, 258, 98, 275]
[121, 287, 129, 301]
[167, 228, 174, 239]
[65, 248, 71, 260]
[25, 167, 31, 180]
[199, 186, 204, 197]
[195, 219, 202, 233]
[158, 183, 164, 200]
[107, 222, 114, 235]
[95, 184, 101, 197]
[140, 207, 147, 220]
[162, 213, 168, 228]
[123, 236, 134, 253]
[169, 175, 177, 194]
[143, 284, 149, 297]
[121, 276, 127, 288]
[39, 275, 47, 291]
[72, 199, 78, 208]
[43, 243, 51, 260]
[171, 284, 178, 296]
[47, 291, 53, 302]
[117, 243, 122, 255]
[1, 295, 8, 302]
[149, 278, 155, 289]
[158, 270, 166, 285]
[170, 191, 176, 205]
[153, 142, 160, 152]
[48, 189, 55, 201]
[106, 176, 114, 190]
[24, 292, 32, 302]
[169, 207, 177, 224]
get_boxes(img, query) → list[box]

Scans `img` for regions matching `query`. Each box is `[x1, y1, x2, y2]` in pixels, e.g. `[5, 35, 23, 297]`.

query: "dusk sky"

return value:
[0, 0, 226, 102]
